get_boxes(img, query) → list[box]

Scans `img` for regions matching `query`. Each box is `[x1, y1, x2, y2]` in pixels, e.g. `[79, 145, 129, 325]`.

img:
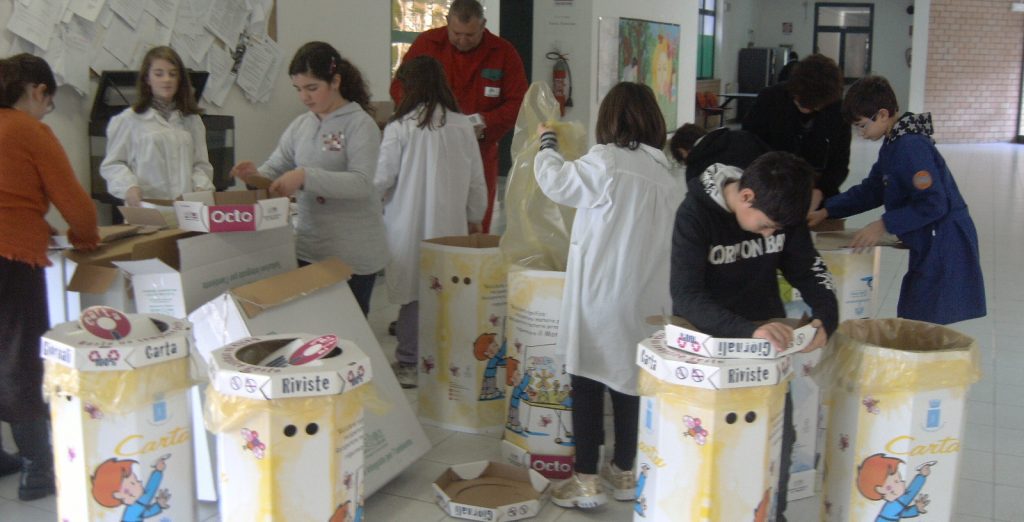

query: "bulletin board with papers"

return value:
[5, 0, 282, 105]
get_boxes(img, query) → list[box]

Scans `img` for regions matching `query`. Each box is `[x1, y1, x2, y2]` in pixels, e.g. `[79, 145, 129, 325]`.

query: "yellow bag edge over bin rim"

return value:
[818, 318, 981, 394]
[43, 357, 194, 415]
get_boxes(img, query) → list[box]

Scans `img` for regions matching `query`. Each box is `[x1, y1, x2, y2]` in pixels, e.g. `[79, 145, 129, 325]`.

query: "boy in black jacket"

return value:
[669, 123, 770, 182]
[670, 151, 838, 521]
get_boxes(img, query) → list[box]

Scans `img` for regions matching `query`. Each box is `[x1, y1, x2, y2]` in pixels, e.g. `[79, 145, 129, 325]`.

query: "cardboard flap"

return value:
[231, 258, 353, 318]
[814, 230, 902, 250]
[113, 258, 176, 276]
[213, 190, 266, 204]
[648, 315, 808, 329]
[423, 234, 501, 249]
[180, 191, 216, 205]
[810, 218, 845, 232]
[67, 263, 121, 293]
[118, 206, 172, 227]
[131, 234, 184, 269]
[245, 176, 273, 190]
[450, 460, 490, 480]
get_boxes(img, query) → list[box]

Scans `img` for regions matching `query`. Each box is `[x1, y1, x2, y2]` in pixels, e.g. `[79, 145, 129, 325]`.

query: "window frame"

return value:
[697, 0, 717, 80]
[813, 2, 874, 84]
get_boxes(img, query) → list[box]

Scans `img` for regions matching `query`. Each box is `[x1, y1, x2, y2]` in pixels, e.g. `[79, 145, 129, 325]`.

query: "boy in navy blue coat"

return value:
[808, 76, 986, 324]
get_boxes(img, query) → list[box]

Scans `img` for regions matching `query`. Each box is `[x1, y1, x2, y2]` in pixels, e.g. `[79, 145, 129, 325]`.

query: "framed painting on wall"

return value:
[617, 17, 680, 126]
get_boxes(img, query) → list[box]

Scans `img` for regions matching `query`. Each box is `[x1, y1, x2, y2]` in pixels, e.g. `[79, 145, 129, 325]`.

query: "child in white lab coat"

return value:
[534, 82, 685, 509]
[374, 55, 488, 389]
[101, 46, 213, 206]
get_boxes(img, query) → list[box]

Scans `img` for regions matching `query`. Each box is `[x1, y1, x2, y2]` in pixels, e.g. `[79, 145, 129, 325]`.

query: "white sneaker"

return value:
[392, 361, 417, 389]
[600, 462, 637, 500]
[551, 472, 608, 509]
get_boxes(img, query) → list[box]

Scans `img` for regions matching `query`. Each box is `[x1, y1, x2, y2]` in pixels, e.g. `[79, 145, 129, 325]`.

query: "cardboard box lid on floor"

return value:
[41, 307, 190, 371]
[659, 316, 816, 359]
[209, 333, 371, 400]
[173, 190, 289, 233]
[637, 331, 792, 390]
[187, 258, 431, 496]
[433, 461, 550, 522]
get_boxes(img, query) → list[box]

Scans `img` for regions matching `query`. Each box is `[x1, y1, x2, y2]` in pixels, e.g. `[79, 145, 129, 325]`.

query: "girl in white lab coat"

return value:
[375, 56, 487, 388]
[231, 42, 388, 316]
[534, 82, 685, 509]
[101, 46, 214, 206]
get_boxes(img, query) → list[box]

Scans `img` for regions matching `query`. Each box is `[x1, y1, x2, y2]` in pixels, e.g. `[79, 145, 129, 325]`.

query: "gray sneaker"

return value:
[600, 462, 637, 500]
[392, 361, 418, 389]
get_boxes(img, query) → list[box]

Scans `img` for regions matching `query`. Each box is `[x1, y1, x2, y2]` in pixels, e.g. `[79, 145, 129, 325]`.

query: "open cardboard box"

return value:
[188, 258, 431, 497]
[656, 316, 816, 359]
[637, 331, 793, 390]
[63, 226, 296, 319]
[433, 461, 550, 521]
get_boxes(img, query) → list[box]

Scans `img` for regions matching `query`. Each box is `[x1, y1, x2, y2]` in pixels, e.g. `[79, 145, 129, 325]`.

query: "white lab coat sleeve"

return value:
[374, 120, 403, 203]
[99, 112, 139, 199]
[533, 146, 613, 209]
[466, 131, 487, 224]
[303, 117, 381, 200]
[257, 118, 300, 180]
[189, 116, 215, 191]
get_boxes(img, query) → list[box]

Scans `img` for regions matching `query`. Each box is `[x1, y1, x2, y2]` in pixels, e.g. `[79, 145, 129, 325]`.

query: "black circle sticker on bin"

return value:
[288, 335, 338, 366]
[79, 306, 132, 340]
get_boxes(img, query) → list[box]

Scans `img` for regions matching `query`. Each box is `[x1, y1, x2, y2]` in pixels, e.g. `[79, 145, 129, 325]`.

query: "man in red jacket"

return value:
[390, 0, 527, 233]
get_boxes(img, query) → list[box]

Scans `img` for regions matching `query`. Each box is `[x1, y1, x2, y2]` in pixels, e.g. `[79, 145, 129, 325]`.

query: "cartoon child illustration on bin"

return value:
[474, 333, 506, 400]
[857, 453, 934, 521]
[506, 358, 531, 433]
[634, 463, 650, 516]
[91, 455, 172, 521]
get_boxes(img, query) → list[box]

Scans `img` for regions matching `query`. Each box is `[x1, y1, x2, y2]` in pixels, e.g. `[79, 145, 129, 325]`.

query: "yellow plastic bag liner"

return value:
[43, 358, 193, 416]
[816, 318, 980, 395]
[204, 383, 387, 434]
[500, 82, 587, 271]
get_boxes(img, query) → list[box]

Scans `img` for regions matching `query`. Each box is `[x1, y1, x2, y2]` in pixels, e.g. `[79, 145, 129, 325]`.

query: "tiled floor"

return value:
[2, 140, 1023, 521]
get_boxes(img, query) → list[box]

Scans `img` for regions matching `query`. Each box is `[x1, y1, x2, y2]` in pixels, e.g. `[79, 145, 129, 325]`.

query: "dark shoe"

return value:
[0, 449, 19, 477]
[10, 419, 55, 501]
[388, 320, 398, 336]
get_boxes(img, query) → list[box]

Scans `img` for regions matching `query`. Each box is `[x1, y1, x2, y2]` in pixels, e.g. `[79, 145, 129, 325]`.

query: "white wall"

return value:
[533, 0, 698, 142]
[719, 0, 915, 111]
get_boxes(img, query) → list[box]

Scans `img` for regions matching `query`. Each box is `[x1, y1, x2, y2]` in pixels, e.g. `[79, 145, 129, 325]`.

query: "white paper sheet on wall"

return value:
[108, 0, 145, 28]
[6, 0, 69, 51]
[202, 44, 236, 107]
[171, 0, 215, 66]
[205, 0, 248, 46]
[145, 0, 181, 26]
[102, 12, 139, 67]
[69, 0, 107, 23]
[236, 33, 280, 103]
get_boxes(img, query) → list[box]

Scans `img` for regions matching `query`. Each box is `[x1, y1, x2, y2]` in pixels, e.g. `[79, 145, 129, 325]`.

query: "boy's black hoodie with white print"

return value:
[670, 164, 839, 337]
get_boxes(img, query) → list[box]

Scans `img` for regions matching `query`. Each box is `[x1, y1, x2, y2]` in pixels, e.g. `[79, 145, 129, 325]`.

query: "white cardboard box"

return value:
[502, 268, 574, 480]
[635, 334, 789, 521]
[41, 312, 196, 521]
[114, 226, 297, 318]
[637, 332, 793, 390]
[663, 316, 817, 359]
[206, 334, 370, 520]
[433, 461, 550, 521]
[188, 258, 431, 496]
[173, 190, 289, 233]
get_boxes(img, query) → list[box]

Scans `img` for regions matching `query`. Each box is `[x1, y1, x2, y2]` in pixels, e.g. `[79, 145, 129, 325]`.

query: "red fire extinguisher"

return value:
[546, 51, 574, 116]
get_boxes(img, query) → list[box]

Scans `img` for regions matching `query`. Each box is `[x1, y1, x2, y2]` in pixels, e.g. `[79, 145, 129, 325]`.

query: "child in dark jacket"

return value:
[671, 151, 839, 521]
[808, 75, 985, 325]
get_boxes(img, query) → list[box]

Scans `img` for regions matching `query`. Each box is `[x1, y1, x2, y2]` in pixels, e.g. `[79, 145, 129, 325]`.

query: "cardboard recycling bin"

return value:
[635, 332, 792, 521]
[501, 268, 574, 480]
[418, 235, 509, 434]
[205, 334, 373, 521]
[817, 319, 980, 521]
[41, 307, 196, 521]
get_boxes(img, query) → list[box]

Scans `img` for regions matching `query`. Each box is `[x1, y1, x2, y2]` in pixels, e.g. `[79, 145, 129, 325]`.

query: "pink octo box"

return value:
[173, 192, 289, 233]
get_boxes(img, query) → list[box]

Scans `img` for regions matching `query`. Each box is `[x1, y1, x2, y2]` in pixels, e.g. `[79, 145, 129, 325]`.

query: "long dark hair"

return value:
[133, 46, 203, 115]
[595, 82, 666, 150]
[391, 56, 460, 129]
[0, 53, 56, 108]
[289, 41, 374, 116]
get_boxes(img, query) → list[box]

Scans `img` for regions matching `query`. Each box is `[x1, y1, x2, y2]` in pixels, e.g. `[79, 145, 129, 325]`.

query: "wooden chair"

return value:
[696, 91, 726, 129]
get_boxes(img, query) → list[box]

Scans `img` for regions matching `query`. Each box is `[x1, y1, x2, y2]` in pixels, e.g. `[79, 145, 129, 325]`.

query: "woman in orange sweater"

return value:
[0, 54, 98, 500]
